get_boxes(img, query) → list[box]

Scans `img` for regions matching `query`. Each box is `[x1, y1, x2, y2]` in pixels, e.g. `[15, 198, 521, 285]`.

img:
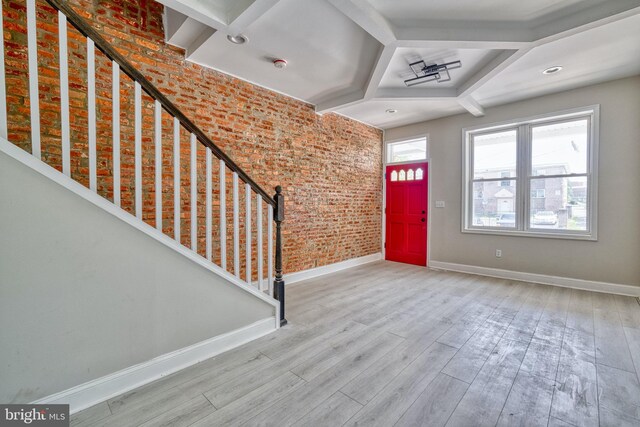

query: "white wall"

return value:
[385, 76, 640, 287]
[0, 149, 274, 403]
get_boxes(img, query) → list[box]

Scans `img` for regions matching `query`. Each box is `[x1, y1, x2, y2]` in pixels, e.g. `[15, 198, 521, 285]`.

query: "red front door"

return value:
[385, 162, 428, 266]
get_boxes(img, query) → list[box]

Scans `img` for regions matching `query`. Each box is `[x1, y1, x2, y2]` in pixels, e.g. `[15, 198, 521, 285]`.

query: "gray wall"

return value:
[0, 150, 274, 403]
[385, 76, 640, 286]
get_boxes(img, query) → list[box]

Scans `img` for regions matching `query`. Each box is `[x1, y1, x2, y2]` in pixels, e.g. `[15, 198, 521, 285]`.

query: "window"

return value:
[387, 137, 427, 163]
[463, 106, 598, 239]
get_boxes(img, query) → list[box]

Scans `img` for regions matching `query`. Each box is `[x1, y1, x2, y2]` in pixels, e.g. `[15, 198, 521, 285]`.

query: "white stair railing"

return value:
[2, 0, 287, 325]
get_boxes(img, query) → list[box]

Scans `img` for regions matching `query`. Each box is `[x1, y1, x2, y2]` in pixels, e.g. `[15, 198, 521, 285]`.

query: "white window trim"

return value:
[461, 105, 599, 241]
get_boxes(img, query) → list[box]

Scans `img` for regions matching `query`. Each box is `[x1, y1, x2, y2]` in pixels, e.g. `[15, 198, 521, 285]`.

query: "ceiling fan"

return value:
[404, 59, 462, 87]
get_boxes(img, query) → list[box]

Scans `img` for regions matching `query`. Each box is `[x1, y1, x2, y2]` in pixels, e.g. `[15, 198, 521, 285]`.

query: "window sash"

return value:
[526, 173, 591, 233]
[467, 125, 522, 230]
[527, 115, 592, 178]
[470, 126, 518, 181]
[468, 178, 518, 230]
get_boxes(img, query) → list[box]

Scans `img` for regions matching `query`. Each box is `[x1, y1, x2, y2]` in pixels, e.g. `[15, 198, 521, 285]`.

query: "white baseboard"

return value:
[0, 138, 278, 311]
[429, 261, 640, 297]
[32, 317, 276, 414]
[285, 253, 382, 284]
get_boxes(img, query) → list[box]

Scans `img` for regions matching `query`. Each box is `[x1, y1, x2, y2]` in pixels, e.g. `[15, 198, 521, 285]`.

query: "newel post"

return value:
[273, 186, 287, 326]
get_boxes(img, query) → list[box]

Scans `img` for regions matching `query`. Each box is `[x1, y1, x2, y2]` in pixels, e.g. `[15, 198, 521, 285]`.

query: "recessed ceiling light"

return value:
[386, 109, 398, 114]
[227, 34, 248, 45]
[542, 66, 563, 75]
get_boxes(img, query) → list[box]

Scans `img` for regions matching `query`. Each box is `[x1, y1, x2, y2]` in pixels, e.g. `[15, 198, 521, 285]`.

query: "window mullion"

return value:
[587, 113, 594, 235]
[467, 135, 473, 229]
[517, 124, 528, 231]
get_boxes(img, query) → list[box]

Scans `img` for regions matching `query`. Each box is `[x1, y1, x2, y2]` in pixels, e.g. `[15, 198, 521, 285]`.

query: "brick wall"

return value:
[3, 0, 383, 277]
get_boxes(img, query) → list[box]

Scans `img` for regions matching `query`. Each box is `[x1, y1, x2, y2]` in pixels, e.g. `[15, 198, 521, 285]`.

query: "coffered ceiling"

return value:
[158, 0, 640, 129]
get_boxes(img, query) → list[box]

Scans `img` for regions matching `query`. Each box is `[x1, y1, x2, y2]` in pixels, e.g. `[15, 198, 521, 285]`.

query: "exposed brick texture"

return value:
[3, 0, 382, 278]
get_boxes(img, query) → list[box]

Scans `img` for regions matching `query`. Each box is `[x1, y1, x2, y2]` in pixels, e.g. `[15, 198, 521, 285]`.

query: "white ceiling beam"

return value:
[185, 27, 217, 59]
[457, 49, 530, 98]
[166, 0, 640, 127]
[395, 25, 532, 49]
[313, 42, 395, 113]
[452, 4, 640, 97]
[228, 0, 282, 34]
[163, 7, 189, 44]
[374, 87, 458, 100]
[320, 0, 397, 111]
[396, 39, 529, 50]
[327, 0, 396, 45]
[458, 96, 484, 117]
[163, 7, 216, 51]
[364, 44, 396, 99]
[315, 89, 366, 114]
[532, 2, 640, 45]
[453, 4, 640, 100]
[157, 0, 228, 30]
[227, 0, 257, 26]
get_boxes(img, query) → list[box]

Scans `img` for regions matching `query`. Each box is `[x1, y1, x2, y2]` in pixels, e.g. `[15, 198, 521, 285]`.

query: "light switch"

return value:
[435, 201, 445, 208]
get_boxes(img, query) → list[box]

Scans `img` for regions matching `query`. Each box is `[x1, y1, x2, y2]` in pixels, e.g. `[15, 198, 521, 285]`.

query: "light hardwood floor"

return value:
[72, 261, 640, 427]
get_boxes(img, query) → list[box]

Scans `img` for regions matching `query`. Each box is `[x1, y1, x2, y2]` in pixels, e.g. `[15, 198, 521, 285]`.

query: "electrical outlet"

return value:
[495, 249, 502, 258]
[435, 201, 445, 208]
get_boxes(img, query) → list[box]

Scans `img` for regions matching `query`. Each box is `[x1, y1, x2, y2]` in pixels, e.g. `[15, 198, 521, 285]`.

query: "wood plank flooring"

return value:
[71, 261, 640, 427]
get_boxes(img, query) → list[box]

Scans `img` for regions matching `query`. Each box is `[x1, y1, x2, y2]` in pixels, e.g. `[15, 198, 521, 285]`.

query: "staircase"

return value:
[0, 0, 286, 410]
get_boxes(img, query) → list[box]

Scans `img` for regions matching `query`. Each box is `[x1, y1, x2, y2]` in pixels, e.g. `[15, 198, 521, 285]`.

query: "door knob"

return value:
[422, 210, 425, 214]
[421, 218, 425, 222]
